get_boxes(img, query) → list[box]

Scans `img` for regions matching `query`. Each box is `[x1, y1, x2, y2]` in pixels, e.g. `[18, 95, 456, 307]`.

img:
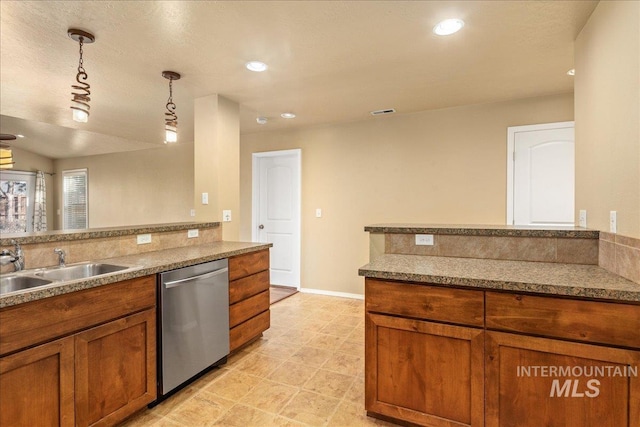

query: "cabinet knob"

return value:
[258, 224, 264, 229]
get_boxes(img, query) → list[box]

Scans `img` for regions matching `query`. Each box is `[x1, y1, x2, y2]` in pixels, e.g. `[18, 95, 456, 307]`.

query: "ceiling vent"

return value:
[370, 108, 396, 116]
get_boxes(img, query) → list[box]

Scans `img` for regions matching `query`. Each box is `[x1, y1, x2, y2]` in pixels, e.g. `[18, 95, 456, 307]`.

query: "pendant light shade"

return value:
[0, 134, 17, 169]
[0, 147, 14, 169]
[68, 29, 95, 123]
[165, 128, 177, 143]
[162, 71, 181, 144]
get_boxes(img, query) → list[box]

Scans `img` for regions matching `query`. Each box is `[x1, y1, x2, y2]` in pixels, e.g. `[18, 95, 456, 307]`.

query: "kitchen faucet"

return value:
[54, 248, 66, 267]
[0, 240, 24, 271]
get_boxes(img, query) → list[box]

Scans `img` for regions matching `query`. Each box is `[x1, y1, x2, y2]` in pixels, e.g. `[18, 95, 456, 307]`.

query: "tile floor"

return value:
[121, 292, 396, 427]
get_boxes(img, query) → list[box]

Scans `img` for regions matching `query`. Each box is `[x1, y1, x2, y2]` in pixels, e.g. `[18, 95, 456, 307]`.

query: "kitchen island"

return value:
[360, 224, 640, 427]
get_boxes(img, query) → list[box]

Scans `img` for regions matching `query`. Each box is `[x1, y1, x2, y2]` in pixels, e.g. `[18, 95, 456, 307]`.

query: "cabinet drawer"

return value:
[229, 270, 270, 305]
[486, 292, 640, 348]
[230, 310, 270, 352]
[230, 290, 270, 328]
[0, 275, 156, 356]
[365, 279, 484, 327]
[229, 250, 270, 281]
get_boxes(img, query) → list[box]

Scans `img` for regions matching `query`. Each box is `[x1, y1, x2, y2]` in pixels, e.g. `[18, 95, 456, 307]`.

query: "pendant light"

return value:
[0, 134, 17, 169]
[68, 29, 95, 123]
[162, 71, 181, 144]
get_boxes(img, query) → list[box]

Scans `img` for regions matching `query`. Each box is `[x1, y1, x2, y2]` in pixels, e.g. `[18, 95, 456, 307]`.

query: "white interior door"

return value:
[253, 150, 301, 288]
[507, 122, 575, 226]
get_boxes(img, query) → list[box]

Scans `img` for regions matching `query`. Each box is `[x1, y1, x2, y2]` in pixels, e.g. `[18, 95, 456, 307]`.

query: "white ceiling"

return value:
[0, 1, 598, 159]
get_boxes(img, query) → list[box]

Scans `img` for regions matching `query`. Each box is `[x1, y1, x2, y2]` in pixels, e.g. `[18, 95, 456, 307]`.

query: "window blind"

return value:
[63, 169, 88, 230]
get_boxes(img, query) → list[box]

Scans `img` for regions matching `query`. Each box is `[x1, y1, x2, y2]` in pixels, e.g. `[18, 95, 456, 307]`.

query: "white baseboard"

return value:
[299, 287, 364, 300]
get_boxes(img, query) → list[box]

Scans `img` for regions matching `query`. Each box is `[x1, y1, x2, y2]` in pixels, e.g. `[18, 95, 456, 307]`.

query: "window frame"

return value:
[62, 168, 89, 230]
[0, 170, 36, 233]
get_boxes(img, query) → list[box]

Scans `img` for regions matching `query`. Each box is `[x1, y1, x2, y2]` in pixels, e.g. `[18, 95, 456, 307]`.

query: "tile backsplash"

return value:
[385, 233, 599, 265]
[0, 227, 221, 273]
[599, 232, 640, 284]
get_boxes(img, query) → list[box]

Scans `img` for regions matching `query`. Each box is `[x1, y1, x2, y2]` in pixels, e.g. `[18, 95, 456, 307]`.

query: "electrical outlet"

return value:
[187, 229, 199, 238]
[190, 209, 196, 217]
[316, 208, 322, 218]
[578, 210, 587, 228]
[136, 234, 152, 245]
[610, 211, 617, 233]
[201, 192, 209, 205]
[415, 234, 434, 246]
[223, 210, 232, 222]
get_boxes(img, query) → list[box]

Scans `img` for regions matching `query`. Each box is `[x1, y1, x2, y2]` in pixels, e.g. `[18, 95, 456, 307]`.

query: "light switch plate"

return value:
[223, 210, 232, 222]
[201, 192, 209, 205]
[190, 209, 196, 217]
[136, 234, 152, 245]
[415, 234, 434, 246]
[610, 211, 617, 233]
[187, 229, 199, 238]
[578, 210, 587, 228]
[316, 208, 322, 218]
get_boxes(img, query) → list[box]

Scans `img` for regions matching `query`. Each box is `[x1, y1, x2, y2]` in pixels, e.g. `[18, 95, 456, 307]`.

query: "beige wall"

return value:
[6, 146, 55, 229]
[194, 95, 240, 240]
[575, 0, 640, 238]
[54, 144, 194, 229]
[240, 94, 574, 295]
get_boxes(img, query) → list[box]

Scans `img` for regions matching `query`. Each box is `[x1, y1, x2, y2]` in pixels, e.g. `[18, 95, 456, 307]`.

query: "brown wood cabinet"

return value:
[485, 331, 640, 427]
[365, 278, 640, 427]
[365, 279, 485, 427]
[75, 309, 156, 427]
[485, 291, 640, 427]
[228, 249, 271, 352]
[0, 275, 157, 427]
[0, 336, 75, 427]
[366, 312, 484, 426]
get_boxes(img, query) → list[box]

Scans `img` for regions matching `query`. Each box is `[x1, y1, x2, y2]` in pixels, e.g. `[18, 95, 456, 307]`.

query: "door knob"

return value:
[258, 224, 264, 229]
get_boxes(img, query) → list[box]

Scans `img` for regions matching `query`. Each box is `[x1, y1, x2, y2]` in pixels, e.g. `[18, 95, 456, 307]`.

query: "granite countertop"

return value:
[0, 241, 271, 309]
[364, 223, 599, 238]
[0, 221, 221, 245]
[359, 254, 640, 302]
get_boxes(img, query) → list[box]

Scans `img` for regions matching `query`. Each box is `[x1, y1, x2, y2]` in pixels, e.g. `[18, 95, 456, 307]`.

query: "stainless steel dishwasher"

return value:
[157, 259, 229, 399]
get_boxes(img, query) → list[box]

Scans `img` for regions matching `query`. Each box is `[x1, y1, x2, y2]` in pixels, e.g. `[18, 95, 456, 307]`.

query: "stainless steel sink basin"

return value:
[0, 275, 53, 294]
[35, 263, 130, 281]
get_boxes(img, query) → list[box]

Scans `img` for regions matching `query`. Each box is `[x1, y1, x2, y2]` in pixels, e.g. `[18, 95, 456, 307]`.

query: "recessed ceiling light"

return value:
[567, 69, 576, 76]
[433, 19, 465, 36]
[256, 117, 268, 125]
[246, 61, 268, 72]
[281, 112, 296, 119]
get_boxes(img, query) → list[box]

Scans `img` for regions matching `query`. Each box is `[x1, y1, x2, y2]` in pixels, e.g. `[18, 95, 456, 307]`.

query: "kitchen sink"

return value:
[0, 275, 53, 294]
[35, 263, 130, 282]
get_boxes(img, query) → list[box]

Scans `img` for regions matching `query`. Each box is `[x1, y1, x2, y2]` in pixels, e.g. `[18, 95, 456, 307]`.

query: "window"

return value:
[63, 169, 88, 230]
[0, 171, 36, 233]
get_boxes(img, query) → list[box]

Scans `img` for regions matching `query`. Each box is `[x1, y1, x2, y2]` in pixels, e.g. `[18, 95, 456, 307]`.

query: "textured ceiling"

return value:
[0, 1, 598, 159]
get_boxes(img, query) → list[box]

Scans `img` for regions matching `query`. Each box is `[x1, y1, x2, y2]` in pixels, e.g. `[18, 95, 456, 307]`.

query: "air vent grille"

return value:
[370, 108, 396, 116]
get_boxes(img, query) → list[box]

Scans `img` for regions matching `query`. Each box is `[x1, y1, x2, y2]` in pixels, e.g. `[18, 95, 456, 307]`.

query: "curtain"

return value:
[33, 170, 47, 231]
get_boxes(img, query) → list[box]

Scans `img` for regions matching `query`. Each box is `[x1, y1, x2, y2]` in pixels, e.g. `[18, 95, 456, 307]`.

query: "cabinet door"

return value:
[0, 336, 74, 427]
[75, 309, 156, 427]
[485, 331, 640, 427]
[366, 313, 484, 427]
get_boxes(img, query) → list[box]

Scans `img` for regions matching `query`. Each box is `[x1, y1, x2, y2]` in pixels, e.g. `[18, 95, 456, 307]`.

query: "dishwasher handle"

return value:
[164, 268, 229, 288]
